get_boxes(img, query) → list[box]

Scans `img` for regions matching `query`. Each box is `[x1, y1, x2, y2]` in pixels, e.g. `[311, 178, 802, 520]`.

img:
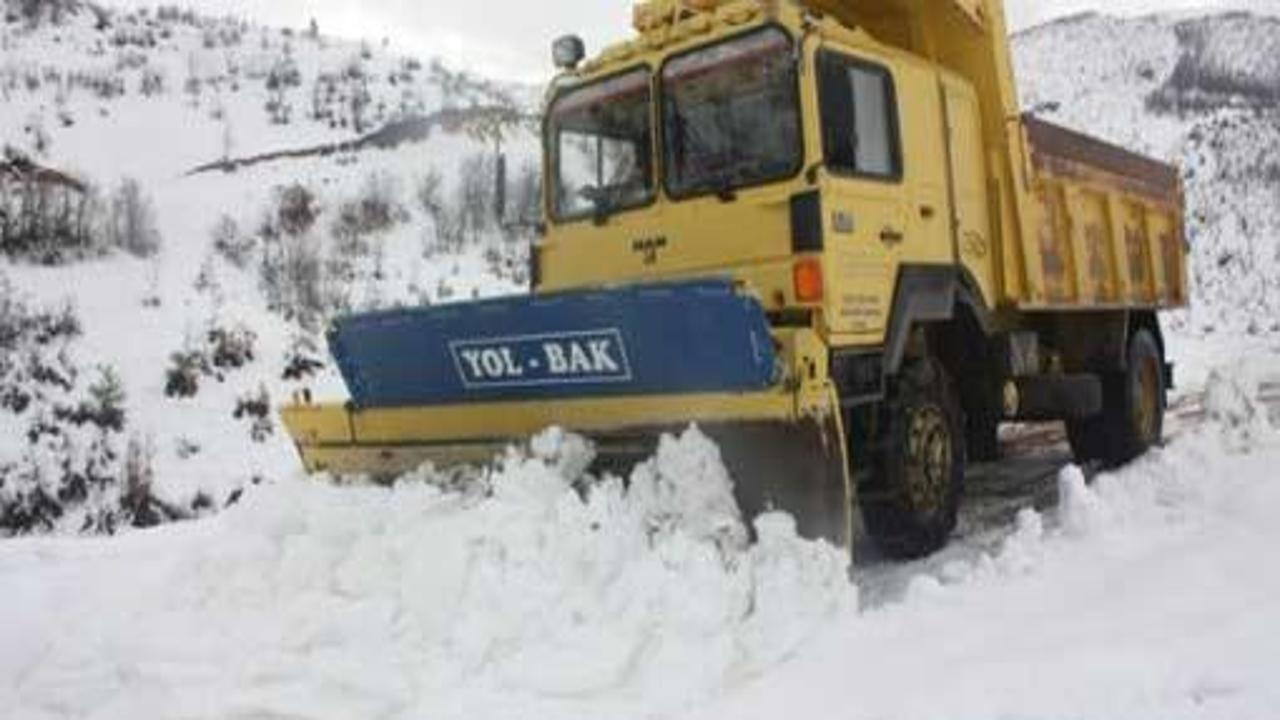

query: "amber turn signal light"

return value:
[793, 258, 824, 303]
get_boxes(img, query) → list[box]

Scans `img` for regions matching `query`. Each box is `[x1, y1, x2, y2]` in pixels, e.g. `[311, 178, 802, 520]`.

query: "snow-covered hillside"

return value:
[0, 0, 538, 531]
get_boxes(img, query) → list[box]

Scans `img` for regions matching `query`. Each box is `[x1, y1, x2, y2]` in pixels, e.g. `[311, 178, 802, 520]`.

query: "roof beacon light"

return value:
[553, 35, 586, 70]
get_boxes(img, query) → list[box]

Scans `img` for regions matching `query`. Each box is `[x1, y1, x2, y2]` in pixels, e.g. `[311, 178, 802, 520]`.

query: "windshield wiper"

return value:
[715, 177, 739, 203]
[592, 197, 615, 226]
[579, 186, 618, 226]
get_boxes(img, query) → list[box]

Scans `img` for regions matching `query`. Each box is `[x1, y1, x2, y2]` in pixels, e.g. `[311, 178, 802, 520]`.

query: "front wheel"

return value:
[858, 358, 966, 560]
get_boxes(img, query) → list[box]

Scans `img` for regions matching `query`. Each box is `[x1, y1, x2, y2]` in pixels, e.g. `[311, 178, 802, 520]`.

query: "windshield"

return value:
[663, 27, 801, 198]
[547, 68, 654, 222]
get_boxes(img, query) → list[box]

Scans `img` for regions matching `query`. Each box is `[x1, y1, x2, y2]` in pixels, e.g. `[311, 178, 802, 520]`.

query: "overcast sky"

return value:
[106, 0, 1280, 81]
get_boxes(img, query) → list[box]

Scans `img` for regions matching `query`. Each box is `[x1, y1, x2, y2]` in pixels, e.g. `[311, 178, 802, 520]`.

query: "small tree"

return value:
[416, 169, 444, 218]
[511, 162, 542, 227]
[456, 153, 495, 243]
[121, 433, 162, 528]
[107, 178, 162, 257]
[84, 365, 126, 432]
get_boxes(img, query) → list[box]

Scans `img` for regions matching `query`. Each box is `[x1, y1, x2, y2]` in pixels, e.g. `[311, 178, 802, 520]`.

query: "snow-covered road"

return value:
[698, 371, 1280, 720]
[1, 371, 1278, 720]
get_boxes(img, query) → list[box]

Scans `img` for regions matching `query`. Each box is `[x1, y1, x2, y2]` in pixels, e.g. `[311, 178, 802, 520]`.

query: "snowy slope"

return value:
[0, 1, 538, 528]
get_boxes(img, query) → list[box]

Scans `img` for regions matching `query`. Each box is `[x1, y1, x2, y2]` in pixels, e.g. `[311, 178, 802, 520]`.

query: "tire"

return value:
[859, 358, 966, 560]
[1067, 328, 1166, 468]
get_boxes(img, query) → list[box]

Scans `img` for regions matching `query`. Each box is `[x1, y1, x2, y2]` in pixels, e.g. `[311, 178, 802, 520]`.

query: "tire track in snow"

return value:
[853, 380, 1280, 607]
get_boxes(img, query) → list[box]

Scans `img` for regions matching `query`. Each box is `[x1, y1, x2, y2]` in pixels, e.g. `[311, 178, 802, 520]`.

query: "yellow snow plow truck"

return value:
[283, 0, 1188, 558]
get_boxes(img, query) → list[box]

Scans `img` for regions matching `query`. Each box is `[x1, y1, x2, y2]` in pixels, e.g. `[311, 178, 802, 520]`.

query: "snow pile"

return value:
[4, 376, 1280, 720]
[696, 371, 1280, 720]
[0, 426, 852, 720]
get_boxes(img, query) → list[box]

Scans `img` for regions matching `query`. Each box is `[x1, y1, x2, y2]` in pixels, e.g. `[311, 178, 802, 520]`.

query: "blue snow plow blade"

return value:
[328, 279, 778, 409]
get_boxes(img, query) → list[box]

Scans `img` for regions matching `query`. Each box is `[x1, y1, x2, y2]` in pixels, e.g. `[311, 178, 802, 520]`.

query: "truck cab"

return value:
[537, 0, 1011, 340]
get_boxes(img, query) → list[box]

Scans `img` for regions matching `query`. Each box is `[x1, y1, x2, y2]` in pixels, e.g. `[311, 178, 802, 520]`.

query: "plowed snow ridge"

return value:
[2, 369, 1279, 720]
[0, 427, 853, 720]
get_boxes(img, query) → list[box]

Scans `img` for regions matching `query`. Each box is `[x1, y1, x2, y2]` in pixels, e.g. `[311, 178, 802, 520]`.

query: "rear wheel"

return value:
[858, 358, 966, 560]
[1067, 328, 1165, 468]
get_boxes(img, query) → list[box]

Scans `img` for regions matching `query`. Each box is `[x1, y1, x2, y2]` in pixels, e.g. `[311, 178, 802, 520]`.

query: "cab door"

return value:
[816, 48, 950, 342]
[941, 78, 997, 307]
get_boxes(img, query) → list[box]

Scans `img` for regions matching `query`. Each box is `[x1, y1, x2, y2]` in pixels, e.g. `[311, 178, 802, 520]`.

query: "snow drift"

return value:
[5, 371, 1280, 720]
[0, 426, 852, 720]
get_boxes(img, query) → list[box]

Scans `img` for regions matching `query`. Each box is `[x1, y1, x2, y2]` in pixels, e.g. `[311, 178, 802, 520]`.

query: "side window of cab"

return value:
[817, 51, 903, 181]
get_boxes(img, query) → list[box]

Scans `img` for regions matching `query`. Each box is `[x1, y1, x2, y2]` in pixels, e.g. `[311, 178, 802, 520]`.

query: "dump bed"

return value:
[1018, 116, 1187, 309]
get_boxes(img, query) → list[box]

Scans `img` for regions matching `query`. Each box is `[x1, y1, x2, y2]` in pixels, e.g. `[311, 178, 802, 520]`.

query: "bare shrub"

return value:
[281, 333, 324, 380]
[175, 436, 201, 460]
[260, 233, 325, 329]
[164, 349, 207, 398]
[510, 162, 543, 227]
[415, 169, 465, 253]
[139, 67, 165, 96]
[107, 178, 162, 258]
[415, 169, 444, 217]
[456, 153, 495, 243]
[211, 214, 254, 269]
[233, 385, 273, 442]
[330, 201, 369, 258]
[330, 172, 403, 259]
[356, 171, 401, 233]
[162, 319, 257, 398]
[207, 323, 256, 370]
[120, 434, 169, 529]
[276, 183, 318, 237]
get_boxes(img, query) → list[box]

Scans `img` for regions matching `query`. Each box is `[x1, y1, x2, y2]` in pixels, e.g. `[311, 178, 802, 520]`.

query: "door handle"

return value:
[880, 227, 905, 245]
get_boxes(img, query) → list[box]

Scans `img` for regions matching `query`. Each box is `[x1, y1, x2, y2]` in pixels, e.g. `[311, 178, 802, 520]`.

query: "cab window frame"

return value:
[658, 23, 806, 202]
[544, 63, 658, 225]
[816, 50, 905, 184]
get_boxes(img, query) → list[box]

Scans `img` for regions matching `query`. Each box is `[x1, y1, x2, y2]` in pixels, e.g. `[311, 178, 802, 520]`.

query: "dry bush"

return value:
[260, 232, 326, 330]
[281, 333, 324, 381]
[276, 183, 318, 237]
[456, 153, 496, 243]
[233, 384, 273, 442]
[211, 214, 255, 269]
